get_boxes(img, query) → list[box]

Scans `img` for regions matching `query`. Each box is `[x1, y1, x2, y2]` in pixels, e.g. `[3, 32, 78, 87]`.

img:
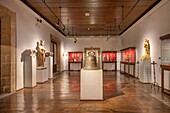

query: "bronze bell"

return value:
[84, 51, 100, 70]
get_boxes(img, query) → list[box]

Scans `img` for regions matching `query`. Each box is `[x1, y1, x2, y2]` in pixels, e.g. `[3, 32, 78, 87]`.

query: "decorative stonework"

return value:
[0, 3, 16, 94]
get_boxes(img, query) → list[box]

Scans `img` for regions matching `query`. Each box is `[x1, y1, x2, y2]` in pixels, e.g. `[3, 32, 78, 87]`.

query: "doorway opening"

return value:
[50, 34, 61, 74]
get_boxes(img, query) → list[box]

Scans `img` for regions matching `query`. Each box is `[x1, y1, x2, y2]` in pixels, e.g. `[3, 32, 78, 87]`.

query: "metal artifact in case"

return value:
[102, 51, 117, 71]
[120, 47, 136, 76]
[68, 52, 83, 71]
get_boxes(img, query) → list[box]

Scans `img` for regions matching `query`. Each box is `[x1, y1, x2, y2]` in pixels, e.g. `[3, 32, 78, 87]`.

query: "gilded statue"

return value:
[36, 40, 46, 67]
[141, 39, 151, 60]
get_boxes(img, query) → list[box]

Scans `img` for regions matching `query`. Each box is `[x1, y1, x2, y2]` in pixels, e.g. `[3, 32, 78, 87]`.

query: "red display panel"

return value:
[102, 51, 117, 62]
[121, 47, 135, 63]
[68, 52, 83, 62]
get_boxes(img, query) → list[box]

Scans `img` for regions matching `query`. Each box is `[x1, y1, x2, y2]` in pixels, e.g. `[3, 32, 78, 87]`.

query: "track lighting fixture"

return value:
[74, 38, 77, 43]
[106, 35, 111, 41]
[63, 26, 65, 31]
[56, 19, 60, 26]
[118, 25, 121, 31]
[37, 18, 42, 23]
[35, 17, 42, 28]
[42, 0, 70, 35]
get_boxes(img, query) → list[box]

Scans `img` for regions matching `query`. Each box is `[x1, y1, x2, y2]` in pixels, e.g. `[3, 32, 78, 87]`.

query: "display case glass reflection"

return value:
[68, 52, 83, 62]
[102, 51, 117, 62]
[121, 47, 135, 63]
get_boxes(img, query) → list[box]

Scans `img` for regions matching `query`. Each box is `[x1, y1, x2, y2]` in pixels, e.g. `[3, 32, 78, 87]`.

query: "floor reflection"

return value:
[0, 71, 170, 113]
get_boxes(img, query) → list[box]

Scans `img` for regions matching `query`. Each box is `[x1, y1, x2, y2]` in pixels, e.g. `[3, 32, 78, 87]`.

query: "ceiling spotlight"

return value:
[118, 25, 121, 31]
[68, 31, 70, 35]
[36, 18, 42, 23]
[85, 11, 90, 17]
[63, 26, 65, 31]
[56, 19, 60, 26]
[88, 27, 90, 30]
[74, 38, 77, 43]
[106, 35, 111, 41]
[35, 17, 42, 28]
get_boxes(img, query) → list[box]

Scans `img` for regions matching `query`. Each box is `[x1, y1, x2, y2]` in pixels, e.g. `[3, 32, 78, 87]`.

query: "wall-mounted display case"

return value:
[121, 47, 135, 63]
[102, 51, 117, 71]
[160, 34, 170, 95]
[120, 47, 136, 76]
[68, 52, 83, 71]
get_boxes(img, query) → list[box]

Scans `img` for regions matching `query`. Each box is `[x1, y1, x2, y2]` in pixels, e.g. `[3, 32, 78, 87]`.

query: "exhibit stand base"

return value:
[49, 56, 53, 79]
[140, 59, 151, 83]
[24, 56, 37, 88]
[37, 67, 48, 83]
[80, 69, 103, 100]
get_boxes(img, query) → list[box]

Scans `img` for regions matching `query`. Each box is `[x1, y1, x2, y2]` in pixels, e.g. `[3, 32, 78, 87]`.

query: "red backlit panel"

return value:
[121, 47, 135, 63]
[68, 52, 83, 62]
[102, 51, 117, 62]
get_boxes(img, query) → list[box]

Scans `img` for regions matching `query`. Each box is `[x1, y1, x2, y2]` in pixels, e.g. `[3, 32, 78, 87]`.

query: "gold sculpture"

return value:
[36, 40, 46, 67]
[141, 39, 151, 60]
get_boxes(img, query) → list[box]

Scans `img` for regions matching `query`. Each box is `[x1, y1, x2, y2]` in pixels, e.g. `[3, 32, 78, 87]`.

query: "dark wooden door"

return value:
[0, 20, 1, 94]
[51, 41, 60, 73]
[51, 42, 57, 73]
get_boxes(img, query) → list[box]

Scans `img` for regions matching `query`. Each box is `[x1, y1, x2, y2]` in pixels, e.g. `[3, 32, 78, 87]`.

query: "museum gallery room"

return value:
[0, 0, 170, 113]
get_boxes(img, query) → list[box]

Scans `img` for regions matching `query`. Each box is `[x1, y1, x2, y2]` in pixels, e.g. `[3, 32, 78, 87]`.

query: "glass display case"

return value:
[121, 47, 135, 63]
[68, 52, 83, 70]
[120, 47, 136, 76]
[102, 51, 117, 71]
[102, 51, 117, 62]
[68, 52, 83, 62]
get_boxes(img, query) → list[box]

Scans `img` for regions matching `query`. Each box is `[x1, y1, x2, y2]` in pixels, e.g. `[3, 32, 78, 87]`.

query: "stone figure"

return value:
[141, 39, 151, 60]
[36, 40, 46, 67]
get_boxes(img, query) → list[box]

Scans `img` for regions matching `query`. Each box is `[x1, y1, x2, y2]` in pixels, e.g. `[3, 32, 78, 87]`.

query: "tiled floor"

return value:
[0, 71, 170, 113]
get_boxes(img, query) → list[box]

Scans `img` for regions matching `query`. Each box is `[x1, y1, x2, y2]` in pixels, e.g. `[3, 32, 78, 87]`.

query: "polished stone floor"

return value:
[0, 71, 170, 113]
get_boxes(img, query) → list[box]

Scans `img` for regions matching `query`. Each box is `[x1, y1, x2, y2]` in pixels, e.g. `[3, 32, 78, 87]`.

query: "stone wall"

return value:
[0, 3, 16, 94]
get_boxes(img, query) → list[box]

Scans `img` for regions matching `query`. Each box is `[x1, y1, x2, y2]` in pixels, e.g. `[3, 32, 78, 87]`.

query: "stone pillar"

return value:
[140, 59, 151, 83]
[0, 3, 16, 94]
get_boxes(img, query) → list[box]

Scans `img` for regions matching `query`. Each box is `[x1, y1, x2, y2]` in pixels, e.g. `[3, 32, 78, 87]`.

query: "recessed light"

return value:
[85, 11, 90, 16]
[88, 27, 90, 30]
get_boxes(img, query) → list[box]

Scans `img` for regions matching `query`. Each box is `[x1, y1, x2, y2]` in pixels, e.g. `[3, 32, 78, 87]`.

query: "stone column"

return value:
[0, 3, 16, 94]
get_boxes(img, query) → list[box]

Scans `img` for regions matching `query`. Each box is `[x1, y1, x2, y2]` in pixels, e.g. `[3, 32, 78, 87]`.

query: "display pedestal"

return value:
[140, 59, 151, 83]
[80, 69, 103, 100]
[37, 67, 48, 83]
[49, 57, 53, 79]
[24, 56, 37, 87]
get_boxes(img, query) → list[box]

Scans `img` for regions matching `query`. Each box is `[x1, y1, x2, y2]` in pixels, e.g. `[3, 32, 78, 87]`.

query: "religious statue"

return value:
[36, 40, 46, 67]
[141, 39, 151, 60]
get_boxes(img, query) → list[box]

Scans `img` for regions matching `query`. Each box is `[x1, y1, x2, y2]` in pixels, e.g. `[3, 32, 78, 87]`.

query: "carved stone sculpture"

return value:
[84, 51, 100, 70]
[21, 49, 36, 62]
[36, 40, 46, 67]
[45, 52, 54, 57]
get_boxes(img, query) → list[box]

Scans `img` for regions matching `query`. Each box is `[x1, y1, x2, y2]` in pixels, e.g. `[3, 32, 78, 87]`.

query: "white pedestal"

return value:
[37, 67, 48, 83]
[140, 59, 151, 83]
[24, 56, 37, 87]
[49, 57, 53, 79]
[80, 69, 103, 100]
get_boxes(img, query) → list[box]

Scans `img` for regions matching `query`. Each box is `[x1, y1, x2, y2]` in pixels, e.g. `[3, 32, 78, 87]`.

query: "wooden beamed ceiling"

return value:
[21, 0, 161, 37]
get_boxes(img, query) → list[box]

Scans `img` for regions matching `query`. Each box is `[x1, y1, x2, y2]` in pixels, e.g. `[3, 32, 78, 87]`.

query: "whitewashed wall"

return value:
[120, 0, 170, 89]
[0, 0, 65, 90]
[64, 37, 121, 70]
